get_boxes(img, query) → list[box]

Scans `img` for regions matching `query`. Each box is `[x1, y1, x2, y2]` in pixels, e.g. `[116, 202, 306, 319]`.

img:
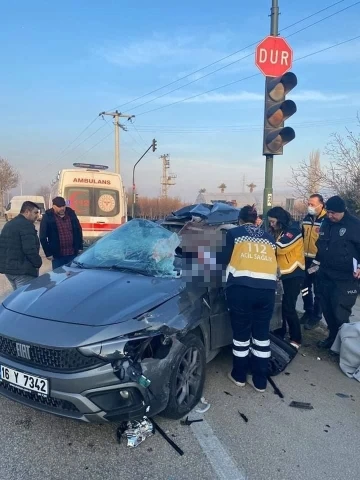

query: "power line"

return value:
[54, 115, 99, 157]
[295, 33, 360, 61]
[73, 130, 113, 162]
[130, 122, 149, 147]
[39, 116, 109, 175]
[135, 33, 360, 117]
[108, 1, 349, 111]
[131, 117, 357, 131]
[56, 120, 109, 161]
[279, 0, 345, 32]
[119, 1, 359, 114]
[285, 1, 360, 39]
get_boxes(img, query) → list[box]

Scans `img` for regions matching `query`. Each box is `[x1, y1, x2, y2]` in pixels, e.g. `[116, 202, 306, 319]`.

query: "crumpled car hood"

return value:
[2, 268, 181, 326]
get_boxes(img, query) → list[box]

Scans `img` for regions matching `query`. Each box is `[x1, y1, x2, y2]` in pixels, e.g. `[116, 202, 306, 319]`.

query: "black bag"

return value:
[268, 333, 298, 376]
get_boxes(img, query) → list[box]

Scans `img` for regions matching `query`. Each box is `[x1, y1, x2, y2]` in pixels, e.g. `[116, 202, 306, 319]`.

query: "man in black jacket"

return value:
[0, 201, 42, 290]
[310, 196, 360, 348]
[40, 197, 83, 269]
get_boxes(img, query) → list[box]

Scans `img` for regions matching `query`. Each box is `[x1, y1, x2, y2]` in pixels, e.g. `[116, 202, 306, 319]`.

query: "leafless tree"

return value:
[36, 185, 52, 208]
[0, 157, 19, 215]
[288, 149, 324, 202]
[324, 122, 360, 213]
[288, 116, 360, 213]
[136, 196, 186, 219]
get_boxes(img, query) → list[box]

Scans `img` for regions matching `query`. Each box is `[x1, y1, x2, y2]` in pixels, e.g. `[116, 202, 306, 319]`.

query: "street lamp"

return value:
[132, 139, 157, 218]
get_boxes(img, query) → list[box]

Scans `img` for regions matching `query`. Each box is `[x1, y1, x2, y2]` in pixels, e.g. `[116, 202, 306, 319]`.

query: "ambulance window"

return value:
[95, 189, 119, 217]
[65, 188, 91, 216]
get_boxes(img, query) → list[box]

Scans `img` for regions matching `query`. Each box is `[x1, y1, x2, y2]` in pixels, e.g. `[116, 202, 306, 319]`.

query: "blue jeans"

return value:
[52, 255, 76, 270]
[5, 274, 36, 290]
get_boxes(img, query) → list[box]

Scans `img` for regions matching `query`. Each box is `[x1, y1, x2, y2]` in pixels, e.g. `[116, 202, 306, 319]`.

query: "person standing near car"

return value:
[0, 201, 42, 290]
[40, 196, 83, 269]
[220, 205, 278, 393]
[301, 194, 327, 330]
[267, 207, 305, 349]
[310, 196, 360, 349]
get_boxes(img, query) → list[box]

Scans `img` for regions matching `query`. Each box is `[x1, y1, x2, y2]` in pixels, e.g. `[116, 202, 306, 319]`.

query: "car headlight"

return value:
[78, 333, 172, 362]
[78, 335, 150, 361]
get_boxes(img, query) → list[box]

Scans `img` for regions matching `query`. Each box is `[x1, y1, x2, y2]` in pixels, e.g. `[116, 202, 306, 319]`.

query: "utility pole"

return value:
[160, 154, 176, 198]
[262, 0, 279, 222]
[99, 110, 135, 174]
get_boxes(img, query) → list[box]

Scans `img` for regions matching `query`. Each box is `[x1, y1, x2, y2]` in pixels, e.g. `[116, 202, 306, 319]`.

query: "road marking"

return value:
[191, 418, 247, 480]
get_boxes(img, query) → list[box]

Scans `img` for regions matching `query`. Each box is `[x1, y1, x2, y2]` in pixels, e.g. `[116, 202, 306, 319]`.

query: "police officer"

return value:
[301, 194, 327, 330]
[310, 196, 360, 349]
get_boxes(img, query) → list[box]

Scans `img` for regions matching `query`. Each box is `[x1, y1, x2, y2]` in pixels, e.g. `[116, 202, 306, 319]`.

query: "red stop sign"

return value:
[255, 36, 293, 77]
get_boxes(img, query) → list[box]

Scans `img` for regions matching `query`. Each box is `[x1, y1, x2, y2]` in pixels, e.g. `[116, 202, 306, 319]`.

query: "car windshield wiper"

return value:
[72, 260, 88, 269]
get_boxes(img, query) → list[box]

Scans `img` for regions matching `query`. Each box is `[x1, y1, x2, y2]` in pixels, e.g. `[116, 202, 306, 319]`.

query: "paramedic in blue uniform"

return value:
[220, 205, 278, 393]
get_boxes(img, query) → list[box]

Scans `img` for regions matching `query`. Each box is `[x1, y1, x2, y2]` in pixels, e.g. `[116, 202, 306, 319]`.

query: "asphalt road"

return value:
[0, 218, 359, 479]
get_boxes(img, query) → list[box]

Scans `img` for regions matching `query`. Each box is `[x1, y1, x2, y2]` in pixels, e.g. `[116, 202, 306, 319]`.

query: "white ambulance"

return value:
[50, 163, 127, 245]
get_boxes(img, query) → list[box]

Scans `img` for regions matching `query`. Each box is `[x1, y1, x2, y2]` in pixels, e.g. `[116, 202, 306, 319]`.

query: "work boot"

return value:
[300, 312, 310, 325]
[317, 337, 335, 349]
[304, 317, 321, 330]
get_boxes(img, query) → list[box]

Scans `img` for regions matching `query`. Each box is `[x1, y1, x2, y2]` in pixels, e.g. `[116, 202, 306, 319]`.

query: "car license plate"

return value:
[0, 365, 49, 396]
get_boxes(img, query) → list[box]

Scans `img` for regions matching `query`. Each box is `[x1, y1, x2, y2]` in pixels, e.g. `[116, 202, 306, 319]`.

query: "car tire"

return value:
[161, 333, 206, 420]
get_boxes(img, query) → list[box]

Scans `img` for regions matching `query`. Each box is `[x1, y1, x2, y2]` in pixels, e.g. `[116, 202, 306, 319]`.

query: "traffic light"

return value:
[263, 72, 297, 155]
[152, 138, 157, 152]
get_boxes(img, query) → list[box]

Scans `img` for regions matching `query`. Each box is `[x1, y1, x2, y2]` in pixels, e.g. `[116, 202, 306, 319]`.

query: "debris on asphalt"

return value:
[326, 424, 330, 428]
[180, 416, 204, 426]
[304, 369, 309, 372]
[195, 396, 211, 414]
[336, 393, 350, 398]
[289, 401, 314, 410]
[224, 391, 233, 396]
[301, 353, 306, 357]
[317, 357, 321, 361]
[268, 376, 284, 399]
[310, 384, 316, 387]
[324, 430, 329, 433]
[116, 417, 154, 448]
[238, 412, 248, 423]
[152, 419, 184, 456]
[284, 372, 291, 376]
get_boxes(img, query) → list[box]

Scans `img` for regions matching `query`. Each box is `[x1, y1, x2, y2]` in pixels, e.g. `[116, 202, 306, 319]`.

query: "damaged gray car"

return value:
[0, 204, 282, 423]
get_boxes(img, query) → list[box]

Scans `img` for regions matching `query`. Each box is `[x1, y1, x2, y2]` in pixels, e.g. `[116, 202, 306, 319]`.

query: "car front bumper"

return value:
[0, 355, 169, 424]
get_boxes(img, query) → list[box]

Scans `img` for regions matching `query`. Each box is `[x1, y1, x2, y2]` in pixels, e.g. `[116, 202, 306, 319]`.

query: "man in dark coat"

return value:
[40, 196, 83, 270]
[0, 201, 42, 290]
[311, 196, 360, 348]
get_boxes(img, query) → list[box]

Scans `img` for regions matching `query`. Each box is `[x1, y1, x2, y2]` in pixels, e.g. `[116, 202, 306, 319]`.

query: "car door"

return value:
[207, 286, 233, 350]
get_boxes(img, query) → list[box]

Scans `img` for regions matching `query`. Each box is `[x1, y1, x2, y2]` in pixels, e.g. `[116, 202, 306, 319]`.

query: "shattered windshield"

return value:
[75, 218, 181, 277]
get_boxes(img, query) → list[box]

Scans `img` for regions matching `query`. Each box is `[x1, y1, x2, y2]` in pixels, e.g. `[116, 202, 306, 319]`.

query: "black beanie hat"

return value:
[326, 195, 346, 213]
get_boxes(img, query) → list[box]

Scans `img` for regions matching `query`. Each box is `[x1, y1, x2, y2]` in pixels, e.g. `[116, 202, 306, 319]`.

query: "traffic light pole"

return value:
[263, 0, 279, 224]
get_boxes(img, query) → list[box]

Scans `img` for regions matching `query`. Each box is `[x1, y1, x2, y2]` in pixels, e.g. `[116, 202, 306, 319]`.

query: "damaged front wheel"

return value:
[162, 333, 206, 420]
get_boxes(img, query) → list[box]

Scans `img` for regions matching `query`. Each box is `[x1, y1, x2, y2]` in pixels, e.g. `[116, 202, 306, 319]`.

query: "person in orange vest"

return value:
[301, 194, 327, 330]
[267, 207, 306, 349]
